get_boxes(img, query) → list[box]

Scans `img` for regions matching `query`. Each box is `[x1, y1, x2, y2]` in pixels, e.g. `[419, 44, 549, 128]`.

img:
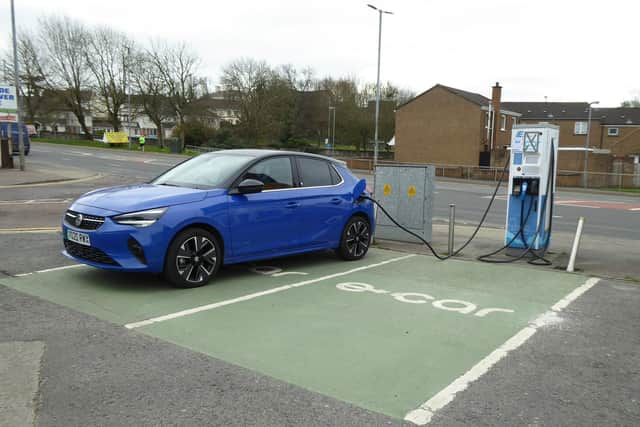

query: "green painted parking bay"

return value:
[0, 249, 402, 325]
[0, 248, 588, 420]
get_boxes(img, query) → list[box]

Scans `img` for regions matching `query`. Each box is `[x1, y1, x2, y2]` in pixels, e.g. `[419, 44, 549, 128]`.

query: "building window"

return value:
[574, 121, 588, 135]
[607, 127, 619, 136]
[512, 117, 517, 127]
[501, 114, 506, 131]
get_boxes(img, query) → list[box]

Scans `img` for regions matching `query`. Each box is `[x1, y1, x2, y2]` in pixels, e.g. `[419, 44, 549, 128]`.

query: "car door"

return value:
[294, 156, 350, 248]
[227, 156, 304, 258]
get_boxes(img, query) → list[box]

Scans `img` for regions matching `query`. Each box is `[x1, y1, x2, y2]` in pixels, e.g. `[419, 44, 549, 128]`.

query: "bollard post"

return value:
[448, 204, 456, 255]
[566, 217, 585, 273]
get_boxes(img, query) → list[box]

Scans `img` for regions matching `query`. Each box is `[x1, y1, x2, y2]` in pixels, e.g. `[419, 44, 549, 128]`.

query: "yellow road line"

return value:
[0, 227, 60, 234]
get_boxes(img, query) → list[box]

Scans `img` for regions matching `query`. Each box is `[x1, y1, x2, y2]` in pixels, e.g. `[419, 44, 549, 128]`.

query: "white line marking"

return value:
[630, 208, 640, 211]
[557, 203, 600, 209]
[271, 272, 309, 277]
[0, 198, 71, 205]
[125, 254, 416, 329]
[551, 277, 601, 311]
[14, 273, 33, 277]
[404, 277, 600, 425]
[34, 264, 83, 274]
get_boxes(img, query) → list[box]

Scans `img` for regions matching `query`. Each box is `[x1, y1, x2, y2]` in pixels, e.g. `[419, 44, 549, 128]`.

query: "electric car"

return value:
[62, 150, 374, 288]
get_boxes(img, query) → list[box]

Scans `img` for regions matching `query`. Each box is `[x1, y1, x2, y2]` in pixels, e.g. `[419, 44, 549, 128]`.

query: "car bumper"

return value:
[61, 204, 170, 273]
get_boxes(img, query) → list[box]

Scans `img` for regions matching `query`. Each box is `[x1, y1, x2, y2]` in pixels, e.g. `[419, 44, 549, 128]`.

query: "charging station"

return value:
[506, 124, 559, 252]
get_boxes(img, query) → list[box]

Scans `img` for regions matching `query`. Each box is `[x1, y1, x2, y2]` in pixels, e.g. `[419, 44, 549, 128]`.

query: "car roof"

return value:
[208, 149, 346, 166]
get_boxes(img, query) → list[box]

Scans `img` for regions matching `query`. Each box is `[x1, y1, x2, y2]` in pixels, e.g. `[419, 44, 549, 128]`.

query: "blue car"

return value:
[0, 122, 30, 155]
[62, 150, 374, 288]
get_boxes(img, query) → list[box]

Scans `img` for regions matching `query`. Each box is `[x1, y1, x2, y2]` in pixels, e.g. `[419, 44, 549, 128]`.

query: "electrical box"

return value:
[506, 124, 559, 251]
[374, 165, 434, 243]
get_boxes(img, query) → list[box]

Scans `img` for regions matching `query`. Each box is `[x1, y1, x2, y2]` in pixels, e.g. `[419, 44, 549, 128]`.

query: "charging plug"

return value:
[520, 181, 528, 201]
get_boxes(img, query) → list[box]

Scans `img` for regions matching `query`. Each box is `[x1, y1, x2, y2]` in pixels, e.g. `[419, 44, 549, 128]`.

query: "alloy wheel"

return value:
[345, 220, 370, 257]
[175, 235, 217, 284]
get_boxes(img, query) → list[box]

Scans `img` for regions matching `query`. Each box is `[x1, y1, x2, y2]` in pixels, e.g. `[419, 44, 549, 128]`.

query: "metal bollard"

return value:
[448, 204, 456, 255]
[566, 217, 585, 273]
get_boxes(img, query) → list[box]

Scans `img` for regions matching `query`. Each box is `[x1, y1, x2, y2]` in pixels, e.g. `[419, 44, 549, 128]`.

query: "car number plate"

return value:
[67, 229, 90, 246]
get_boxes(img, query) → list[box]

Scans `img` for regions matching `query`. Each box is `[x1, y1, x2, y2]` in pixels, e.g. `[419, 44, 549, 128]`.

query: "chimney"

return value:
[491, 82, 502, 117]
[489, 82, 502, 151]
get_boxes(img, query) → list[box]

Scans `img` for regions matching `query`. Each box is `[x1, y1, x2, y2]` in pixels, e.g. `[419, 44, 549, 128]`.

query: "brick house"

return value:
[395, 83, 640, 186]
[395, 83, 520, 167]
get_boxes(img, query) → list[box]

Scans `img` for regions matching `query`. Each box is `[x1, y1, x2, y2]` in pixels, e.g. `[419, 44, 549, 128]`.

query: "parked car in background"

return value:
[62, 150, 374, 288]
[0, 122, 31, 155]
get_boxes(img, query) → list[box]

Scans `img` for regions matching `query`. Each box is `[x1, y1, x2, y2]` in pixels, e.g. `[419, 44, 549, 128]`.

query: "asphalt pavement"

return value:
[0, 142, 639, 426]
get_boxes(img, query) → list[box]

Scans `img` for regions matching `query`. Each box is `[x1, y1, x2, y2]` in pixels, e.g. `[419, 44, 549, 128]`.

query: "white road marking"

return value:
[34, 264, 83, 274]
[125, 254, 416, 329]
[13, 264, 83, 277]
[271, 272, 309, 277]
[404, 277, 600, 425]
[0, 198, 71, 205]
[630, 208, 640, 211]
[556, 203, 600, 209]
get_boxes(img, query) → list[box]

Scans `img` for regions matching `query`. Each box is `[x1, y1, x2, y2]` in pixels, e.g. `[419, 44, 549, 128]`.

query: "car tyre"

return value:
[336, 216, 371, 261]
[164, 227, 221, 288]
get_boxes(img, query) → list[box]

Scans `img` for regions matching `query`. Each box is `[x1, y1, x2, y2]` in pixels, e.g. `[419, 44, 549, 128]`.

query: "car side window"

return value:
[243, 157, 294, 190]
[297, 157, 333, 187]
[329, 165, 342, 185]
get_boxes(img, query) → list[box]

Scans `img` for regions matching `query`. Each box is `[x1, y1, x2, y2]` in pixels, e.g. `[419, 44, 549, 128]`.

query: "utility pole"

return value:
[10, 0, 25, 171]
[123, 45, 132, 148]
[583, 101, 599, 188]
[367, 4, 393, 191]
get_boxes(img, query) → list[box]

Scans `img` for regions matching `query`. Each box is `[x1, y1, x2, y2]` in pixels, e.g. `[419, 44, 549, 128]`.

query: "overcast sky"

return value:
[1, 0, 638, 106]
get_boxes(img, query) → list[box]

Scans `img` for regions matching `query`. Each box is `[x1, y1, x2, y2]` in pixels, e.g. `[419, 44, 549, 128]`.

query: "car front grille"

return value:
[65, 210, 105, 230]
[64, 240, 120, 266]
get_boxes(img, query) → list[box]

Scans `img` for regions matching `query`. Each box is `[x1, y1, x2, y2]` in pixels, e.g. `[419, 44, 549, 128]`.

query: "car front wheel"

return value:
[336, 216, 370, 260]
[164, 227, 221, 288]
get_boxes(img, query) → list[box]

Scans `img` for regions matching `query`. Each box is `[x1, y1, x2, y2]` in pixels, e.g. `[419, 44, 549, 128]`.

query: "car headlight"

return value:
[112, 207, 168, 227]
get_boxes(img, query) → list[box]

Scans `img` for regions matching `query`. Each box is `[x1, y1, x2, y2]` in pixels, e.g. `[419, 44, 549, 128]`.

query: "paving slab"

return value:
[0, 341, 45, 427]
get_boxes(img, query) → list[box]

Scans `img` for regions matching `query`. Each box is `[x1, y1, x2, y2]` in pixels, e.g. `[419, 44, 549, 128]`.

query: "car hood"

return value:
[74, 184, 213, 214]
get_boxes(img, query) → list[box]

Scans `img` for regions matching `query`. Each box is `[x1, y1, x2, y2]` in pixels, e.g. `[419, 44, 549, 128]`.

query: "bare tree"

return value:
[38, 16, 93, 138]
[221, 58, 274, 142]
[1, 31, 48, 126]
[148, 41, 202, 150]
[130, 52, 173, 148]
[85, 27, 133, 131]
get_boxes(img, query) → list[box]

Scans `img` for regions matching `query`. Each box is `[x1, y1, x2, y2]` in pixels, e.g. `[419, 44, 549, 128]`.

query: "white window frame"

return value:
[500, 114, 507, 131]
[574, 121, 588, 135]
[607, 127, 619, 136]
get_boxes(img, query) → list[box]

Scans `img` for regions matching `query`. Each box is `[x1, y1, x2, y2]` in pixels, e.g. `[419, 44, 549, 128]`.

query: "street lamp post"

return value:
[331, 106, 336, 149]
[10, 0, 25, 171]
[327, 106, 336, 154]
[367, 4, 393, 189]
[583, 100, 599, 188]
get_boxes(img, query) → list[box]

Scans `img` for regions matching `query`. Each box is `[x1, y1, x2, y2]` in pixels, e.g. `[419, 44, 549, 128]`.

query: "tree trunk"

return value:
[179, 115, 185, 152]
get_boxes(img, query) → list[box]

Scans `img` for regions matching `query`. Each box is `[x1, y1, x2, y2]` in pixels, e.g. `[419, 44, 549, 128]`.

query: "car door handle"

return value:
[286, 202, 300, 209]
[331, 198, 342, 205]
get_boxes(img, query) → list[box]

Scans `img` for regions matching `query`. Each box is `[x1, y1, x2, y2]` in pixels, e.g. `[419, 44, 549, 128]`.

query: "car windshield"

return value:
[151, 153, 254, 189]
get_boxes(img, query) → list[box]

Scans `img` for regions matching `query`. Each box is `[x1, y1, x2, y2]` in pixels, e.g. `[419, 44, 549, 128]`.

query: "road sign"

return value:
[0, 85, 18, 114]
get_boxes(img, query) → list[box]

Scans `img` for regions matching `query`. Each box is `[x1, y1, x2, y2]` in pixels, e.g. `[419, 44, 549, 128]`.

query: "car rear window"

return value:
[297, 157, 334, 187]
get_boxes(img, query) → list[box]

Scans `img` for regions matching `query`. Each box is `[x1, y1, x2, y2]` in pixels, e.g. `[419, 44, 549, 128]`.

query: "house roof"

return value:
[502, 102, 640, 125]
[501, 102, 591, 120]
[397, 84, 491, 110]
[438, 85, 491, 106]
[593, 107, 640, 125]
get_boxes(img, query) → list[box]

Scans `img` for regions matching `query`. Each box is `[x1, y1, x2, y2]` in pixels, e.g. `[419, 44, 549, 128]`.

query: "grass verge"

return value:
[32, 137, 198, 156]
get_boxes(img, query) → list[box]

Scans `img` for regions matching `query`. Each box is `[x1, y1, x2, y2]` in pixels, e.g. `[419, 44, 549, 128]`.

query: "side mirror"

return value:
[234, 178, 264, 195]
[353, 178, 367, 200]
